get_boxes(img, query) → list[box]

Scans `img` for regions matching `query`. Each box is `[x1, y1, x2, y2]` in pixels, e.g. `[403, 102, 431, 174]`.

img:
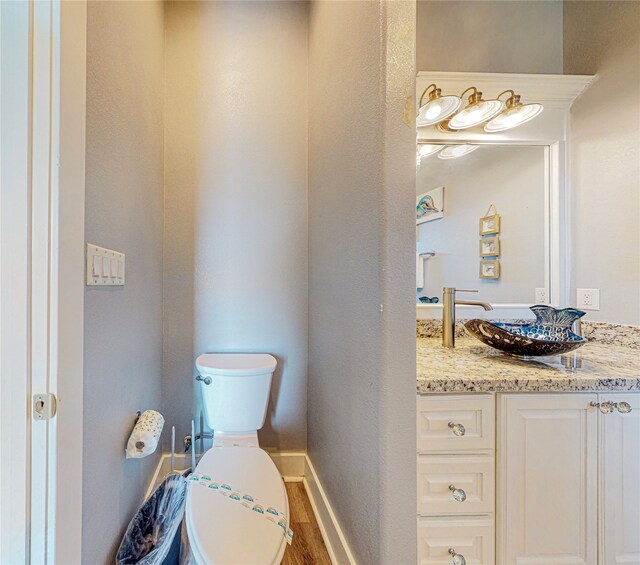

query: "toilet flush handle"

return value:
[195, 375, 212, 385]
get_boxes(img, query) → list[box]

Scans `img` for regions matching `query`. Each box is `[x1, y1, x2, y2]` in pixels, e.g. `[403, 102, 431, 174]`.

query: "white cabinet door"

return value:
[497, 394, 598, 565]
[601, 393, 640, 565]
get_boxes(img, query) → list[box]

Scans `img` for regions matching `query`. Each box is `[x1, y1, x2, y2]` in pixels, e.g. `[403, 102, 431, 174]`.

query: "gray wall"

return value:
[417, 0, 563, 73]
[163, 1, 309, 451]
[308, 1, 417, 562]
[564, 1, 640, 324]
[83, 1, 165, 562]
[417, 146, 546, 303]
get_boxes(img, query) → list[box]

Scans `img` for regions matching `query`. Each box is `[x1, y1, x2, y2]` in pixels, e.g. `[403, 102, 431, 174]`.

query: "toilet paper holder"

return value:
[133, 411, 143, 449]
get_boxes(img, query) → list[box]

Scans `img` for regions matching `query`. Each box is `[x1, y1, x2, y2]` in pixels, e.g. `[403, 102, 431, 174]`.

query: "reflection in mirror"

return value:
[416, 145, 548, 305]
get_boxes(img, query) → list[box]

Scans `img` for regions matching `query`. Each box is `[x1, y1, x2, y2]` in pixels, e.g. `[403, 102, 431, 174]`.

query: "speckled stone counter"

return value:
[417, 338, 640, 393]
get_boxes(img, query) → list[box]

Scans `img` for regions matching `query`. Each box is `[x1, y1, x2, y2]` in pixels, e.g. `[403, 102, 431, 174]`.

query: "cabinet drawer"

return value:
[417, 394, 495, 452]
[418, 516, 495, 565]
[418, 454, 494, 516]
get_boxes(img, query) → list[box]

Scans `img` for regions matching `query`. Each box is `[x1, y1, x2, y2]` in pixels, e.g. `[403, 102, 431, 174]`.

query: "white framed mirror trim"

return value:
[416, 139, 563, 319]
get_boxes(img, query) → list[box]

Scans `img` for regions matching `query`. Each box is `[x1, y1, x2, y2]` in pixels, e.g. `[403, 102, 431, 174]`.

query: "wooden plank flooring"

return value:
[282, 481, 332, 565]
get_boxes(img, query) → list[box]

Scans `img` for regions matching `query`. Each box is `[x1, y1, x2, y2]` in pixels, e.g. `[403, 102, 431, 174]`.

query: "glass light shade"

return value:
[418, 144, 444, 158]
[484, 103, 544, 132]
[437, 144, 479, 160]
[448, 99, 505, 130]
[417, 95, 461, 127]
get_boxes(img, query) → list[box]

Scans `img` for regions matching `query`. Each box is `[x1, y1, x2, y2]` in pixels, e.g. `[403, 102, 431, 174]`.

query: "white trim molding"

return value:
[417, 71, 595, 109]
[53, 1, 86, 563]
[303, 456, 357, 565]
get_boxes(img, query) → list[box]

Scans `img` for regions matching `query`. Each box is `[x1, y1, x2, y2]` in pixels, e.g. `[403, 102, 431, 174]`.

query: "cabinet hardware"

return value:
[617, 401, 632, 413]
[448, 547, 466, 565]
[448, 484, 467, 502]
[589, 401, 633, 414]
[589, 401, 614, 414]
[448, 421, 466, 436]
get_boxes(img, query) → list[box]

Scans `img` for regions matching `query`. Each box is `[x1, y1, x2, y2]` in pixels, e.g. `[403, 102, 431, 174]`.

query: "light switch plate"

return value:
[577, 288, 600, 310]
[86, 244, 125, 286]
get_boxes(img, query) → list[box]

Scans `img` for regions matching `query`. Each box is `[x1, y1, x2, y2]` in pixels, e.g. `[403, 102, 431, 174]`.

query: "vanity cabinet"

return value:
[417, 392, 640, 565]
[601, 393, 640, 565]
[417, 394, 496, 565]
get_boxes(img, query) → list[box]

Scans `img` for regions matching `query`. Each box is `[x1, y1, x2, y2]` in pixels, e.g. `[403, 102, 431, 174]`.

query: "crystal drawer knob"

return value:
[448, 548, 466, 565]
[600, 401, 615, 414]
[448, 421, 466, 436]
[449, 484, 466, 502]
[617, 401, 632, 414]
[591, 401, 615, 414]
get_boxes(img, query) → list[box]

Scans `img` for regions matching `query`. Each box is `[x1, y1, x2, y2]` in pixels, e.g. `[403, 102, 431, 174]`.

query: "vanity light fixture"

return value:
[484, 90, 544, 132]
[447, 87, 505, 130]
[437, 144, 479, 160]
[417, 84, 462, 127]
[418, 144, 445, 158]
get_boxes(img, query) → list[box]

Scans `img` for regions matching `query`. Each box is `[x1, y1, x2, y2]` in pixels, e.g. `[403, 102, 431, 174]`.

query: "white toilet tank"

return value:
[195, 353, 277, 433]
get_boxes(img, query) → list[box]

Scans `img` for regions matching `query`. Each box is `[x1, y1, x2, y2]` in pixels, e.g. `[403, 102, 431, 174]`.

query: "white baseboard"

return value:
[268, 451, 307, 480]
[303, 455, 357, 565]
[146, 450, 355, 565]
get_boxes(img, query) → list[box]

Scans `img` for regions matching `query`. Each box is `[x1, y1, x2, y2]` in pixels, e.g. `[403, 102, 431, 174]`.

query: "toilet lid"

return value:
[186, 447, 289, 565]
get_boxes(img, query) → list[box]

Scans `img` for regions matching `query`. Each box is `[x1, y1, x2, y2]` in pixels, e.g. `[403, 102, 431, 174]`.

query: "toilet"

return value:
[186, 353, 289, 565]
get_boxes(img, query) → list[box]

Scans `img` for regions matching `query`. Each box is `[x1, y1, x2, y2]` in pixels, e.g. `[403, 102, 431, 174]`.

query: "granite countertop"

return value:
[417, 338, 640, 393]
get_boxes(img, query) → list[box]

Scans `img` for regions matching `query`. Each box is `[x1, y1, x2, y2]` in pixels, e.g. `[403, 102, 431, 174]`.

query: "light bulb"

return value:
[484, 103, 543, 132]
[425, 103, 442, 120]
[418, 144, 444, 158]
[449, 99, 504, 130]
[437, 145, 479, 160]
[417, 95, 462, 127]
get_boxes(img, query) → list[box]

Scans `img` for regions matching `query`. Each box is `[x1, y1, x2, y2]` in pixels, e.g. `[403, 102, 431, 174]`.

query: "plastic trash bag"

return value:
[116, 473, 187, 565]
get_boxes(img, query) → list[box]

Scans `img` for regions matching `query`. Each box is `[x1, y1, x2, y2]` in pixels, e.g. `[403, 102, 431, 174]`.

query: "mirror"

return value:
[416, 144, 552, 307]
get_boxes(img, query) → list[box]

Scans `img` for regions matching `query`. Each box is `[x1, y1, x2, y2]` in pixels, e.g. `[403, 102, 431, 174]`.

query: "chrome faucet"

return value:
[443, 287, 494, 348]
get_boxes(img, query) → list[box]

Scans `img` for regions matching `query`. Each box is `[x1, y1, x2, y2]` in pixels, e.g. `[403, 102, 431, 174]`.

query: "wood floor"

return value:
[282, 481, 332, 565]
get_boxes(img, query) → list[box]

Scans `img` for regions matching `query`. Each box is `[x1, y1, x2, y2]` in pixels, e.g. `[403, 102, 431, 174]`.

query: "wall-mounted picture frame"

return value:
[480, 235, 500, 258]
[479, 213, 500, 236]
[417, 186, 444, 225]
[480, 259, 500, 279]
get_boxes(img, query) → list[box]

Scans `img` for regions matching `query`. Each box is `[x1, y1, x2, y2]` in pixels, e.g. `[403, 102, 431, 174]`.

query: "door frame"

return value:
[53, 1, 86, 562]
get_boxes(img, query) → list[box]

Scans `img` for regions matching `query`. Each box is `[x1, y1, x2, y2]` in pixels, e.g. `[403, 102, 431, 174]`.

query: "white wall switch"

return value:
[86, 244, 125, 286]
[535, 288, 548, 304]
[576, 288, 600, 310]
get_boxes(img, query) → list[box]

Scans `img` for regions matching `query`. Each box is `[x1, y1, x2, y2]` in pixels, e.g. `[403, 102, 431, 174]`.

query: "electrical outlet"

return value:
[535, 288, 547, 304]
[577, 288, 600, 310]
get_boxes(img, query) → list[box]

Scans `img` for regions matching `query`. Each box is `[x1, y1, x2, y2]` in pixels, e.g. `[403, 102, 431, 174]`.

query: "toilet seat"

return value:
[186, 447, 289, 565]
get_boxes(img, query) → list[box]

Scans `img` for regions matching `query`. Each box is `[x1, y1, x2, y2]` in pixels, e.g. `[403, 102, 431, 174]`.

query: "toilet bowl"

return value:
[186, 353, 289, 565]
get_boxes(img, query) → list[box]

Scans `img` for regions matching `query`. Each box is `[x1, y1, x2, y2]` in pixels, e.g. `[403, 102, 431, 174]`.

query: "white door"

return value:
[497, 393, 598, 565]
[601, 393, 640, 565]
[1, 2, 32, 561]
[1, 1, 86, 562]
[1, 2, 56, 561]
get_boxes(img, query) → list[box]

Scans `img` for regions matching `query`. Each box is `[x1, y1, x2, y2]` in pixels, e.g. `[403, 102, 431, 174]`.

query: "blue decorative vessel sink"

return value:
[464, 305, 587, 357]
